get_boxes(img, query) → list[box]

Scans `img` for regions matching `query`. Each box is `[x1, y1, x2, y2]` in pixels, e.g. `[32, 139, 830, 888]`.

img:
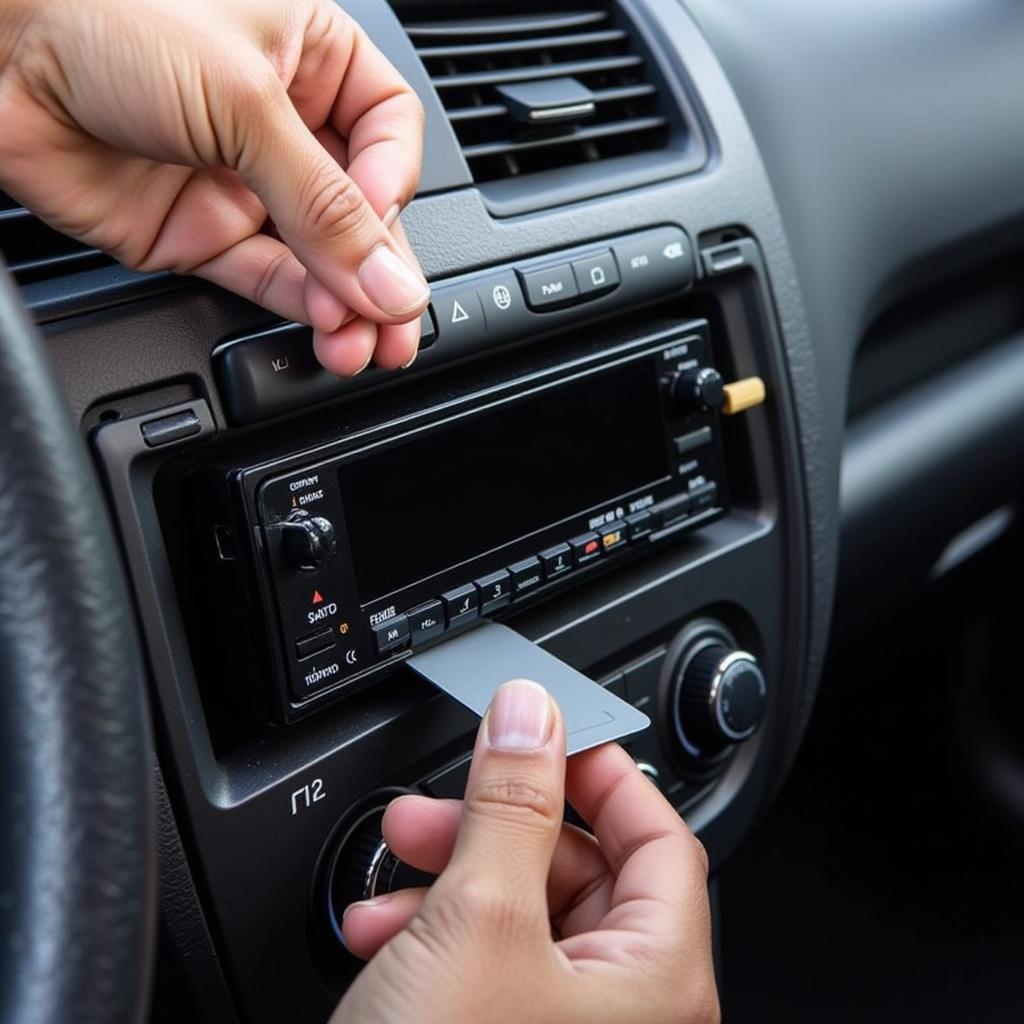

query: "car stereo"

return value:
[197, 319, 731, 721]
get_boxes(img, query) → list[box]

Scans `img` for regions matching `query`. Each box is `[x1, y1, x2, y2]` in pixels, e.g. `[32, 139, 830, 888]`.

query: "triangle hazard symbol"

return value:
[451, 300, 469, 324]
[312, 590, 324, 605]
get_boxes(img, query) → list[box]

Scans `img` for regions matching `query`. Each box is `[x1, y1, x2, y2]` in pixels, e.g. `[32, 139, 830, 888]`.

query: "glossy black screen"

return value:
[339, 358, 669, 601]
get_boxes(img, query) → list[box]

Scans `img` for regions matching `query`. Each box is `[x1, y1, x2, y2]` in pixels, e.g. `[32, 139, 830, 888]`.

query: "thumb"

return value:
[438, 680, 566, 920]
[236, 80, 429, 324]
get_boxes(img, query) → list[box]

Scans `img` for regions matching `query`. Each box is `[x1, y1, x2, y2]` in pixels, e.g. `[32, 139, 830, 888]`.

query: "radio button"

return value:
[407, 600, 445, 646]
[571, 251, 619, 299]
[443, 585, 479, 628]
[569, 531, 602, 565]
[372, 615, 410, 655]
[599, 522, 627, 553]
[613, 227, 694, 294]
[690, 482, 718, 514]
[509, 557, 543, 596]
[539, 544, 573, 580]
[517, 264, 578, 311]
[625, 511, 653, 541]
[673, 427, 713, 456]
[475, 570, 512, 613]
[657, 493, 691, 529]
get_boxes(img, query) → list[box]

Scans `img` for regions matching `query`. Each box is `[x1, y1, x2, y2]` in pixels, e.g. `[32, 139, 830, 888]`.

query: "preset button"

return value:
[407, 600, 445, 645]
[539, 543, 573, 579]
[443, 584, 479, 627]
[475, 570, 512, 613]
[569, 531, 602, 565]
[372, 615, 409, 655]
[509, 557, 543, 596]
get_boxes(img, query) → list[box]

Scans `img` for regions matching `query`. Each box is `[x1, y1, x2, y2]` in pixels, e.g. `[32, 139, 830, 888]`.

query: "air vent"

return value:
[0, 191, 113, 285]
[396, 2, 690, 186]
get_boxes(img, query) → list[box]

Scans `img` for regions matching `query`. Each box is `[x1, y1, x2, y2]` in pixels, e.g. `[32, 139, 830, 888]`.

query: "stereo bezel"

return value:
[229, 319, 729, 721]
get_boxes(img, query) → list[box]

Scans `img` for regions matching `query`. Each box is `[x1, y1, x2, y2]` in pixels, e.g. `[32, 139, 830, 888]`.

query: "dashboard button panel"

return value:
[213, 225, 696, 425]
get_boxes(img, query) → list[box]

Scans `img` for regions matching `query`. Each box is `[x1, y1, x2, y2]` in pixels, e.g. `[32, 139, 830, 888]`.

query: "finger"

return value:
[384, 794, 612, 932]
[313, 317, 377, 376]
[236, 77, 428, 325]
[428, 681, 567, 933]
[373, 318, 421, 370]
[566, 743, 707, 915]
[304, 270, 350, 334]
[371, 218, 423, 369]
[341, 887, 428, 961]
[191, 233, 309, 324]
[381, 795, 461, 874]
[326, 12, 425, 221]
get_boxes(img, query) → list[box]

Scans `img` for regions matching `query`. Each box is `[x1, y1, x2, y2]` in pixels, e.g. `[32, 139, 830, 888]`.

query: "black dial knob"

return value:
[326, 805, 433, 946]
[669, 367, 725, 414]
[674, 643, 767, 758]
[280, 510, 336, 570]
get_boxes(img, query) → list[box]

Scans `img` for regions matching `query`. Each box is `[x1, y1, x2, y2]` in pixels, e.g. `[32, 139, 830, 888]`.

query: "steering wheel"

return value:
[0, 259, 155, 1024]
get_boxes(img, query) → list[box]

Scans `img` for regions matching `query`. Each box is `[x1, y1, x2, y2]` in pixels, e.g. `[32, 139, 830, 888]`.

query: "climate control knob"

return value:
[280, 509, 336, 570]
[668, 366, 725, 414]
[674, 644, 766, 759]
[325, 802, 432, 946]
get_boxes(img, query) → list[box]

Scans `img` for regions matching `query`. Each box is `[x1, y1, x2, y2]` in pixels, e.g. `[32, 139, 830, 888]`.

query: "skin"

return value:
[334, 681, 720, 1024]
[0, 6, 720, 1019]
[0, 0, 429, 375]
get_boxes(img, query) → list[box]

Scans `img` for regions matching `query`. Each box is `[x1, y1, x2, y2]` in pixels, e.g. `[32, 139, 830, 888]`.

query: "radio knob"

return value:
[668, 367, 725, 414]
[674, 644, 767, 758]
[280, 509, 336, 570]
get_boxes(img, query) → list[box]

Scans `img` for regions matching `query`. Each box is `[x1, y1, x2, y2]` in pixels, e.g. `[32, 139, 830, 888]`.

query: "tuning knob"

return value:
[280, 509, 336, 570]
[325, 804, 432, 946]
[668, 366, 725, 414]
[674, 643, 767, 759]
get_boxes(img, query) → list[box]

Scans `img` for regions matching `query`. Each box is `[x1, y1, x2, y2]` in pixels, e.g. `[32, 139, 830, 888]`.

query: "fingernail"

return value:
[353, 350, 373, 375]
[382, 203, 401, 228]
[487, 679, 553, 751]
[359, 245, 428, 317]
[401, 346, 419, 369]
[342, 893, 394, 920]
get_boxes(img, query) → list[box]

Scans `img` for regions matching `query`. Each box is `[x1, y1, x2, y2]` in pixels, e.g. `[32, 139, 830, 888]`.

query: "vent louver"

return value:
[397, 3, 679, 185]
[0, 191, 113, 285]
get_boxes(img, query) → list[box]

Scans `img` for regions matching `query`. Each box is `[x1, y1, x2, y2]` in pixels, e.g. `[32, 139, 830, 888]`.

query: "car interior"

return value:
[2, 1, 1023, 1021]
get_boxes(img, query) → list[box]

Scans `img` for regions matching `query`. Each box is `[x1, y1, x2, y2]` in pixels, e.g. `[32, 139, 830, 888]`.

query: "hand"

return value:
[0, 0, 429, 375]
[333, 679, 720, 1024]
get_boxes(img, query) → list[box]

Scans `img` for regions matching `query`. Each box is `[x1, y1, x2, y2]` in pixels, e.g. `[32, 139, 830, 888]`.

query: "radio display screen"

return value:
[338, 358, 670, 601]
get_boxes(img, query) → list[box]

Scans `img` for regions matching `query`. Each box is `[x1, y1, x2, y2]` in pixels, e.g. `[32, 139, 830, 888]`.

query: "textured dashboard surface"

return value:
[687, 0, 1024, 431]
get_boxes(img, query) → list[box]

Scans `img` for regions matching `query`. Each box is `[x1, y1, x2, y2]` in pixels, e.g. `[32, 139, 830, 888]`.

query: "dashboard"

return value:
[6, 0, 1024, 1021]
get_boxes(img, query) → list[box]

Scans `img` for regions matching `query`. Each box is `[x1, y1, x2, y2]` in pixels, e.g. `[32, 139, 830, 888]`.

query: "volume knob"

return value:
[280, 509, 336, 570]
[669, 367, 725, 414]
[674, 644, 767, 758]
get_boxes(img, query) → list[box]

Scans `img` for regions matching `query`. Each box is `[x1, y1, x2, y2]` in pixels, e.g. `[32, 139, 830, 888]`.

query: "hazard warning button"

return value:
[430, 285, 484, 347]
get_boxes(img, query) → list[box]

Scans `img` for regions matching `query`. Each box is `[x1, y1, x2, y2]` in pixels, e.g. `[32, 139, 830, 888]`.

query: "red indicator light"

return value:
[584, 540, 599, 555]
[312, 590, 324, 605]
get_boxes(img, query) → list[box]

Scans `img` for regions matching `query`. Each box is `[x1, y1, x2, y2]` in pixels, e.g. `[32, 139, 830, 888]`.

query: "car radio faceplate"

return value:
[206, 320, 731, 720]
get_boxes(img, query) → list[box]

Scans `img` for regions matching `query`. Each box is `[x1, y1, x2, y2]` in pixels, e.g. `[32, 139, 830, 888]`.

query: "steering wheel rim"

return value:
[0, 258, 155, 1024]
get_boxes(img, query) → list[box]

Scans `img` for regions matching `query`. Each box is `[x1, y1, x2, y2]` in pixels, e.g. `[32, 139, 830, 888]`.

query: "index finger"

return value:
[565, 743, 709, 911]
[329, 11, 425, 219]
